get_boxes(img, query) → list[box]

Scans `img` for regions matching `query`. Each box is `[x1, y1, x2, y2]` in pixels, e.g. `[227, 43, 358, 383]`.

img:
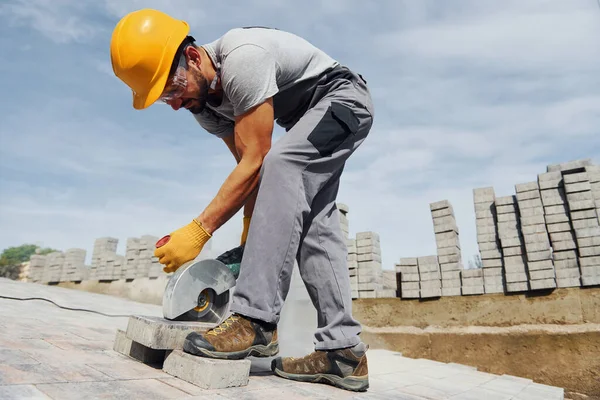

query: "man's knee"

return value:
[260, 145, 291, 178]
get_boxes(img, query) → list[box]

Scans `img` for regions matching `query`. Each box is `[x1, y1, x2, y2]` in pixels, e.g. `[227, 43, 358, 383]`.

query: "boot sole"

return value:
[272, 367, 369, 392]
[183, 339, 279, 360]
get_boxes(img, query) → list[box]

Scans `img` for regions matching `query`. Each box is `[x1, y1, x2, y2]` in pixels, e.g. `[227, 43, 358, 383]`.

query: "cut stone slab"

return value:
[113, 329, 165, 365]
[125, 315, 216, 350]
[162, 349, 250, 389]
[0, 384, 52, 399]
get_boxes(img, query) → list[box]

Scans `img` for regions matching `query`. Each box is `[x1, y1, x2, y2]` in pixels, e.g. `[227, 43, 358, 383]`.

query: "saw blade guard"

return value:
[162, 259, 236, 322]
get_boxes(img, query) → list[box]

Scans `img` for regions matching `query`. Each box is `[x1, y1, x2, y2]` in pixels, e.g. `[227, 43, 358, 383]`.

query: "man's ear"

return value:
[185, 46, 202, 68]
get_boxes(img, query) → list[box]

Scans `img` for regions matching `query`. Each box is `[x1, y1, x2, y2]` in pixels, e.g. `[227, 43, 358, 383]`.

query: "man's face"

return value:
[164, 55, 210, 114]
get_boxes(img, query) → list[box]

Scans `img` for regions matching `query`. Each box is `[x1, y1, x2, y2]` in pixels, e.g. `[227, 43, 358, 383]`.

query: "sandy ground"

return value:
[352, 288, 600, 399]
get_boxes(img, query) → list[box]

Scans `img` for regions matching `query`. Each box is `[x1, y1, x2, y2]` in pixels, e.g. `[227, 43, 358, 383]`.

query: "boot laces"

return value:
[206, 314, 240, 336]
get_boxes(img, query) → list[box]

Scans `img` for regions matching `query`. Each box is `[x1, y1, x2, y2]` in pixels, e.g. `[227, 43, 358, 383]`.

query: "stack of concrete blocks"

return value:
[96, 252, 119, 281]
[460, 268, 484, 295]
[60, 248, 87, 282]
[111, 254, 126, 280]
[474, 188, 507, 294]
[558, 164, 600, 287]
[395, 258, 419, 298]
[430, 200, 462, 296]
[346, 238, 359, 299]
[514, 181, 556, 290]
[28, 254, 47, 283]
[538, 170, 581, 288]
[136, 235, 160, 278]
[42, 251, 64, 283]
[337, 203, 350, 239]
[90, 237, 119, 280]
[124, 237, 141, 280]
[494, 194, 529, 293]
[587, 165, 600, 223]
[417, 255, 442, 298]
[355, 231, 383, 298]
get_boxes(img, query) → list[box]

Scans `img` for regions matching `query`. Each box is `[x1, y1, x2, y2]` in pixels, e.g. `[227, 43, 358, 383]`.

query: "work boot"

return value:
[183, 313, 279, 360]
[270, 342, 369, 392]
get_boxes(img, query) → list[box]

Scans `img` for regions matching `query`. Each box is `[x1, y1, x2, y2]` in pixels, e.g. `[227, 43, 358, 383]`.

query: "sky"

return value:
[1, 0, 599, 271]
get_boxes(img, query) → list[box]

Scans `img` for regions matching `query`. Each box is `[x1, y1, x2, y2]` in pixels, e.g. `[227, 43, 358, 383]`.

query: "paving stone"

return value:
[157, 377, 213, 396]
[0, 349, 40, 365]
[359, 390, 431, 400]
[448, 387, 513, 400]
[163, 349, 250, 389]
[421, 376, 481, 397]
[20, 346, 123, 365]
[125, 315, 215, 350]
[36, 378, 190, 400]
[87, 357, 171, 380]
[0, 336, 56, 351]
[479, 375, 533, 396]
[376, 370, 438, 388]
[0, 362, 113, 385]
[0, 384, 52, 400]
[112, 329, 166, 365]
[398, 383, 448, 399]
[45, 337, 113, 352]
[513, 381, 565, 400]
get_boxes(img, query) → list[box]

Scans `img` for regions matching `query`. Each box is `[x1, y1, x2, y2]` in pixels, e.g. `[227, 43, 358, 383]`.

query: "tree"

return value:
[468, 254, 483, 269]
[0, 244, 59, 279]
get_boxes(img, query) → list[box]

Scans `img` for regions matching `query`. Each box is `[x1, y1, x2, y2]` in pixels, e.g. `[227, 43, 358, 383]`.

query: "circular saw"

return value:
[160, 242, 245, 325]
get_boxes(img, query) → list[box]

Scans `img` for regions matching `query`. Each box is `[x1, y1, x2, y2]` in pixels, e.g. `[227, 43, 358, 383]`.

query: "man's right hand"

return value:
[154, 219, 212, 273]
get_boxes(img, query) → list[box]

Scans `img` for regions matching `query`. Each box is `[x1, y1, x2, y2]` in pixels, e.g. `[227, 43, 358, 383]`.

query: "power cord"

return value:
[0, 295, 133, 318]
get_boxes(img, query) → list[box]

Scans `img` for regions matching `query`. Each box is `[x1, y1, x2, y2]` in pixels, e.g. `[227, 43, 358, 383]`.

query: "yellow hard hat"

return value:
[110, 9, 190, 109]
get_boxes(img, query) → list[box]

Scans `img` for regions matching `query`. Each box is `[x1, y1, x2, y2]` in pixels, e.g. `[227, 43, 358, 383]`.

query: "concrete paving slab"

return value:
[113, 329, 166, 365]
[86, 358, 171, 380]
[514, 382, 565, 400]
[448, 387, 513, 400]
[162, 349, 251, 389]
[0, 384, 52, 400]
[0, 336, 57, 351]
[0, 362, 113, 385]
[35, 378, 190, 400]
[125, 315, 215, 350]
[158, 377, 215, 396]
[0, 278, 567, 399]
[479, 375, 533, 396]
[0, 349, 40, 364]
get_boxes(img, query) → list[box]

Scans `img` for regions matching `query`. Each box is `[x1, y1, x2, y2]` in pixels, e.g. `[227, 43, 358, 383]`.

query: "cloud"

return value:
[0, 0, 104, 43]
[1, 0, 599, 276]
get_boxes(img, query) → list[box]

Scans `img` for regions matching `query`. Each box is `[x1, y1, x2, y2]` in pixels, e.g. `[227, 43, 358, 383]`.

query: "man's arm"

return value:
[222, 133, 260, 220]
[196, 98, 274, 234]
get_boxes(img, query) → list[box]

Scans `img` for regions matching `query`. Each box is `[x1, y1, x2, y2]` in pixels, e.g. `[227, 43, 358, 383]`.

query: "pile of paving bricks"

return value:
[59, 248, 87, 282]
[24, 158, 600, 301]
[493, 194, 528, 293]
[514, 181, 556, 290]
[113, 316, 250, 389]
[430, 200, 462, 296]
[395, 158, 600, 300]
[338, 202, 350, 238]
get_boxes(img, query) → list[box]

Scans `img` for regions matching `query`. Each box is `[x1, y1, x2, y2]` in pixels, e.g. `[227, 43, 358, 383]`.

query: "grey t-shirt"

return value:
[193, 27, 339, 138]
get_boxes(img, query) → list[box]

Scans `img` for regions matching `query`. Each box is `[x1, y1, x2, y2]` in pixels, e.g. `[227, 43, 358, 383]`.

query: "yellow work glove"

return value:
[241, 216, 251, 244]
[154, 218, 211, 274]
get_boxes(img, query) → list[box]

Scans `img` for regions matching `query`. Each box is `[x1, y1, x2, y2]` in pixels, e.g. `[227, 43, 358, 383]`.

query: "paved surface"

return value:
[0, 278, 565, 399]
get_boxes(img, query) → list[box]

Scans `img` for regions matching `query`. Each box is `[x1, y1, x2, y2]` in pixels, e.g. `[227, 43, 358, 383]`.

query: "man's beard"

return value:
[184, 69, 210, 114]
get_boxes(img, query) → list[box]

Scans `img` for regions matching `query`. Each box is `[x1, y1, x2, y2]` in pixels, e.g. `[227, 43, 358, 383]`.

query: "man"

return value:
[110, 8, 374, 392]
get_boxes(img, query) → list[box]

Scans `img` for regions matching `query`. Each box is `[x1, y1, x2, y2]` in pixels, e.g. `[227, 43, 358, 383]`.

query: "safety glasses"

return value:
[159, 52, 188, 103]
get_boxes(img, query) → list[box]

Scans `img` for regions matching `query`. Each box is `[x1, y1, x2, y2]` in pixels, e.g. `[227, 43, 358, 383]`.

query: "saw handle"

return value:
[156, 235, 170, 248]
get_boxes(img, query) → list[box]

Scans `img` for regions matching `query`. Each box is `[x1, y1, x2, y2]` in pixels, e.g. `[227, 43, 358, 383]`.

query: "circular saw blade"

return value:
[162, 258, 236, 323]
[177, 289, 230, 323]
